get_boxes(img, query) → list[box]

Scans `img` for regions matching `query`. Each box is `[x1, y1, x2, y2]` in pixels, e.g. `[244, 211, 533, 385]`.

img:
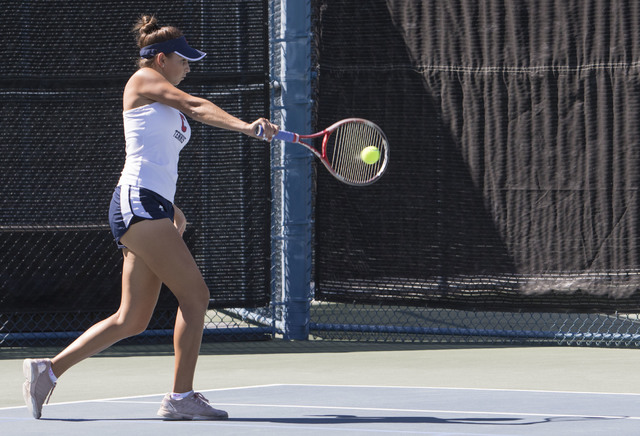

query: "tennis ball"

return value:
[360, 146, 380, 164]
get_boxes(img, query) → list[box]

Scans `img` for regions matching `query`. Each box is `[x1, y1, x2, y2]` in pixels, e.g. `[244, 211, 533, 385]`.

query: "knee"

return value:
[128, 320, 150, 337]
[179, 284, 210, 315]
[194, 284, 210, 310]
[114, 311, 150, 337]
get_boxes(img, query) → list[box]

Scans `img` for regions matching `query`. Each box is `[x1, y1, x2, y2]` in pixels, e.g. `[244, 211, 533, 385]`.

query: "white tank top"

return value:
[118, 102, 191, 203]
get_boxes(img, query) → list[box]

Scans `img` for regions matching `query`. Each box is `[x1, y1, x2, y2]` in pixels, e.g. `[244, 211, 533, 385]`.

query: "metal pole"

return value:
[270, 0, 313, 340]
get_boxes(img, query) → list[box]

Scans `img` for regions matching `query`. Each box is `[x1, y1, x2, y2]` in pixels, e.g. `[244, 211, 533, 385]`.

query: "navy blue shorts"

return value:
[108, 185, 175, 248]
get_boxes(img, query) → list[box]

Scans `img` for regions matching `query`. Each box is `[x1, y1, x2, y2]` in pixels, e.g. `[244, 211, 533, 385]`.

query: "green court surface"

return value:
[3, 340, 639, 409]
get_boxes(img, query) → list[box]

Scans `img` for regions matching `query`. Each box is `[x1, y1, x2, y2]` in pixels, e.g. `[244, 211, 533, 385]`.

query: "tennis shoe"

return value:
[157, 392, 228, 420]
[22, 358, 56, 419]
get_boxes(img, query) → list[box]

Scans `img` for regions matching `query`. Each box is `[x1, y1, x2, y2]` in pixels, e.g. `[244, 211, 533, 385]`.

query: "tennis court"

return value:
[4, 1, 640, 434]
[3, 341, 640, 435]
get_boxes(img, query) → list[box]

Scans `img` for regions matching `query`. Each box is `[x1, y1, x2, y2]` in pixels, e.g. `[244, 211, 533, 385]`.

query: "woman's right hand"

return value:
[248, 118, 279, 141]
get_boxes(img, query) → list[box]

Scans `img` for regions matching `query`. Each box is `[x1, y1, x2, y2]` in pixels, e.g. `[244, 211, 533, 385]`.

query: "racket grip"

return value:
[255, 125, 296, 142]
[273, 130, 295, 142]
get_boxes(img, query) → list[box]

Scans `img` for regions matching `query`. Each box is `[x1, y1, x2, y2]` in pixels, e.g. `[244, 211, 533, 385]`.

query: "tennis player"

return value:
[22, 15, 277, 420]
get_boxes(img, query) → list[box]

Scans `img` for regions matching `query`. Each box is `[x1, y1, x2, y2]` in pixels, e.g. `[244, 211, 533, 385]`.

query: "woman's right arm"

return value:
[128, 68, 277, 139]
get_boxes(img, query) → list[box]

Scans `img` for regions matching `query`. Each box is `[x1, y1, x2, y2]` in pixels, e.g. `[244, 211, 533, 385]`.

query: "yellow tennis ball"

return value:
[360, 146, 380, 164]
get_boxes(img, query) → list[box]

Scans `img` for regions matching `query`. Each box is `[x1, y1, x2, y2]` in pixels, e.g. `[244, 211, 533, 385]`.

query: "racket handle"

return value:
[273, 130, 296, 142]
[255, 125, 296, 142]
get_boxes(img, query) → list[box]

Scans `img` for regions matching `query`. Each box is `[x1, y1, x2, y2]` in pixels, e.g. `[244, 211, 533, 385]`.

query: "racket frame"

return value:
[272, 118, 389, 186]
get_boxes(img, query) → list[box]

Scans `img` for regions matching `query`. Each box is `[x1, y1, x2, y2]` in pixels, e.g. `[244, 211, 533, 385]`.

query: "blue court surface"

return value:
[2, 384, 638, 435]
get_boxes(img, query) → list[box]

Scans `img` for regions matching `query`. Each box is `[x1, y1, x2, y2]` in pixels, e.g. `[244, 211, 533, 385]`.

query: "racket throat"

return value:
[321, 134, 330, 159]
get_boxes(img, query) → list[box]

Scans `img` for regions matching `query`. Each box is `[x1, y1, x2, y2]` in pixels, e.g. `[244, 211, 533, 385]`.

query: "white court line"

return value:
[4, 384, 637, 436]
[88, 383, 640, 422]
[4, 383, 638, 421]
[87, 400, 640, 421]
[207, 402, 640, 421]
[268, 383, 640, 397]
[0, 384, 282, 411]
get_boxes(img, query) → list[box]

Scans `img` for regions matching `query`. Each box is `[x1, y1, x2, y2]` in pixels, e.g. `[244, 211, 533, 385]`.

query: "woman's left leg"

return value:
[119, 218, 209, 394]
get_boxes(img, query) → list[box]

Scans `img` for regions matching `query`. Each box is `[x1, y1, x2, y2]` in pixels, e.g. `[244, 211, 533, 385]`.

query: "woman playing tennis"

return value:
[22, 15, 277, 420]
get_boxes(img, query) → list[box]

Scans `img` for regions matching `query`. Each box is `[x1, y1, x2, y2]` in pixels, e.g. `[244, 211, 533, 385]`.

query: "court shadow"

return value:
[232, 415, 522, 425]
[43, 415, 522, 425]
[40, 414, 624, 426]
[229, 414, 624, 427]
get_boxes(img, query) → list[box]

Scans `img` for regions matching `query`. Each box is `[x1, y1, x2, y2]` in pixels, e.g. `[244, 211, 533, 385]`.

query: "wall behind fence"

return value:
[312, 0, 640, 312]
[0, 0, 271, 343]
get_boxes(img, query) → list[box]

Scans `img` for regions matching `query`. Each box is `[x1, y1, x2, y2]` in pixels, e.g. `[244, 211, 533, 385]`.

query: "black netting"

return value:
[313, 0, 640, 312]
[0, 1, 266, 79]
[0, 0, 270, 338]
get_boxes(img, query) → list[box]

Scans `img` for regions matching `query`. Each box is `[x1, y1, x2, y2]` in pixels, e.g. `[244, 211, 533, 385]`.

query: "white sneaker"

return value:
[22, 358, 56, 419]
[157, 392, 228, 420]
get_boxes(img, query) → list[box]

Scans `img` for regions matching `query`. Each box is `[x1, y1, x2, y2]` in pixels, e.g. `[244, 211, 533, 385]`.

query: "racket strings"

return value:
[329, 122, 387, 184]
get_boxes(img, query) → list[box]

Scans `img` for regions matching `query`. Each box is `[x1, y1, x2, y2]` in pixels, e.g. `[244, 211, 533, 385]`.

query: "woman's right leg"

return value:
[24, 232, 163, 419]
[50, 247, 163, 377]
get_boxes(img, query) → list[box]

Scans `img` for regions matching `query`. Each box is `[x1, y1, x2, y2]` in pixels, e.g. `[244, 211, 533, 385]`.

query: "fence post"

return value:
[270, 0, 313, 340]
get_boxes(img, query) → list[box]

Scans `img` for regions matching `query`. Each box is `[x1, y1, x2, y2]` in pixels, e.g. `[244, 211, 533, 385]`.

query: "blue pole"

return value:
[270, 0, 313, 340]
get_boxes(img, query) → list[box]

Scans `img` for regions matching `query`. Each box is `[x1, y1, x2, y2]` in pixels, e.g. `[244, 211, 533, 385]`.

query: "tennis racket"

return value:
[257, 118, 389, 186]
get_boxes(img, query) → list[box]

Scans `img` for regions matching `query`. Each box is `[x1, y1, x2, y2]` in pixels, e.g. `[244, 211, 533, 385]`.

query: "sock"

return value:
[171, 390, 193, 401]
[48, 367, 58, 384]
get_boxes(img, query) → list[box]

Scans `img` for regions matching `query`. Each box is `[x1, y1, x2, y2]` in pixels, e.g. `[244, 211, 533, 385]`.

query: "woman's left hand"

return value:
[173, 204, 187, 237]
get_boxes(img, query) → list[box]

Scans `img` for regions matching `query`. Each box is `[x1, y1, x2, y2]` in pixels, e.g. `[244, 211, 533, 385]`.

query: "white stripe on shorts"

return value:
[120, 185, 134, 228]
[129, 186, 153, 220]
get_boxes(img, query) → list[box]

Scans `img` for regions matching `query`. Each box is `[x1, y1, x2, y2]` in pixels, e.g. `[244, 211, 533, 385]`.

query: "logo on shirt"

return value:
[174, 130, 187, 143]
[179, 113, 187, 133]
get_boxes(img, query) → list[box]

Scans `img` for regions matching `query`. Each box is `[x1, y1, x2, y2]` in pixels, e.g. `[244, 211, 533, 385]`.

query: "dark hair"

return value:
[132, 15, 183, 67]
